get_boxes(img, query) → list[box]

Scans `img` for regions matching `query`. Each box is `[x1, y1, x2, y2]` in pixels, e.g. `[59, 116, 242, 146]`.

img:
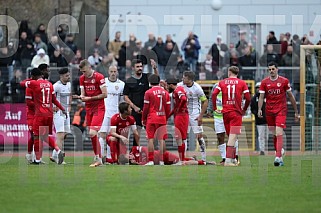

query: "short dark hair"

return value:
[38, 64, 48, 71]
[79, 59, 91, 69]
[58, 68, 69, 75]
[166, 77, 178, 85]
[228, 66, 239, 75]
[268, 61, 278, 68]
[119, 102, 130, 114]
[183, 71, 195, 81]
[131, 59, 143, 67]
[148, 74, 160, 85]
[269, 31, 275, 36]
[31, 68, 42, 77]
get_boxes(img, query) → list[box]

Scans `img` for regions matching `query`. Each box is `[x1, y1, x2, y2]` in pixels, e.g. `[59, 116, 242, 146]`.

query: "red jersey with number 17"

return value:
[25, 79, 56, 116]
[259, 75, 291, 115]
[79, 71, 105, 109]
[215, 77, 249, 114]
[142, 86, 170, 124]
[172, 85, 188, 115]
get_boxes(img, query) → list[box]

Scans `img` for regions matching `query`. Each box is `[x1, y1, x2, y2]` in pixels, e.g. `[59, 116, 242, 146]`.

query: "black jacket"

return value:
[250, 92, 267, 125]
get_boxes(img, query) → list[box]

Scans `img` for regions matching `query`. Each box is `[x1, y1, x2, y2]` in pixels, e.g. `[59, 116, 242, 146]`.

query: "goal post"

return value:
[300, 45, 321, 152]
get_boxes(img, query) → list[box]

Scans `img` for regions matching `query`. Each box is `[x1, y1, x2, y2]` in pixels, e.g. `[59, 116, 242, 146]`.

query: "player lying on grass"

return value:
[114, 146, 216, 165]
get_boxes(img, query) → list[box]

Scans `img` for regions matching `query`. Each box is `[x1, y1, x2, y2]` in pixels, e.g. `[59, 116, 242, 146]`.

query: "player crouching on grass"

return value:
[106, 102, 140, 164]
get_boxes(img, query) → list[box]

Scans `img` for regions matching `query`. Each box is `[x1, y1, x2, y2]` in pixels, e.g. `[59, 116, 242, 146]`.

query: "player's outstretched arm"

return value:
[257, 93, 265, 118]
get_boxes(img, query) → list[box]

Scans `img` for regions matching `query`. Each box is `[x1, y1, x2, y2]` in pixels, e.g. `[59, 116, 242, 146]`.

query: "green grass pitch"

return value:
[0, 155, 320, 213]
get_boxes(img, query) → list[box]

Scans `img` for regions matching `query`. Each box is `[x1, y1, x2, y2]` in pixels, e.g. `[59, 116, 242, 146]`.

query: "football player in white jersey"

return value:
[178, 71, 208, 162]
[52, 68, 71, 163]
[99, 65, 125, 163]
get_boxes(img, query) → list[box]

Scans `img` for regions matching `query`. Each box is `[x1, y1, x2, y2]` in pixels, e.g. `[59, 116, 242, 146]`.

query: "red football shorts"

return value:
[33, 116, 53, 136]
[146, 123, 167, 140]
[86, 107, 105, 131]
[223, 111, 242, 135]
[174, 114, 189, 140]
[266, 114, 287, 129]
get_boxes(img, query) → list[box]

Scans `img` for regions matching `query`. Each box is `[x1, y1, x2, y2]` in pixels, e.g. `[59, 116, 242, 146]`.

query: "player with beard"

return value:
[123, 59, 158, 146]
[107, 102, 140, 164]
[166, 77, 189, 165]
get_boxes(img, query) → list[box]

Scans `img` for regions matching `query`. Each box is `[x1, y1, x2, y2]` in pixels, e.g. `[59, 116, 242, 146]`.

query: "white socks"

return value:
[99, 137, 106, 157]
[218, 143, 226, 159]
[235, 140, 239, 155]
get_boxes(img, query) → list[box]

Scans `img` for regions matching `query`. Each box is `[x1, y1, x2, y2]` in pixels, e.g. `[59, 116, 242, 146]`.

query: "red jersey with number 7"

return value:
[214, 77, 249, 114]
[142, 86, 171, 124]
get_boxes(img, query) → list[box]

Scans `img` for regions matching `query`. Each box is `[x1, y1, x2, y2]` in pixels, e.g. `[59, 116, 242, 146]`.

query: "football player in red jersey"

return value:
[166, 77, 189, 164]
[106, 102, 140, 164]
[23, 68, 67, 164]
[142, 74, 171, 165]
[77, 59, 107, 167]
[258, 62, 299, 167]
[212, 66, 251, 166]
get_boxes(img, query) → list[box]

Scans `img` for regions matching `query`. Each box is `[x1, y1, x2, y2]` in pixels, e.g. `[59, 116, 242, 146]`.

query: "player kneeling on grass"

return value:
[106, 102, 140, 164]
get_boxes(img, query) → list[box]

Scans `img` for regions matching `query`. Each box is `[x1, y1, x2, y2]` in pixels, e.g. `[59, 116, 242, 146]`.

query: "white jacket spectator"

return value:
[31, 48, 49, 67]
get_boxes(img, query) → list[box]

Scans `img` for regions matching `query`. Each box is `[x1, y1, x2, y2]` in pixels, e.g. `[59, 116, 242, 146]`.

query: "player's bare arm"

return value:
[150, 59, 159, 75]
[258, 93, 265, 118]
[110, 127, 129, 144]
[287, 91, 299, 122]
[197, 97, 208, 126]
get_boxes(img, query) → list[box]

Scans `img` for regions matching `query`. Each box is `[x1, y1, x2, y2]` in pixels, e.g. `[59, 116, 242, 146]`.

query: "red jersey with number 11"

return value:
[214, 77, 249, 114]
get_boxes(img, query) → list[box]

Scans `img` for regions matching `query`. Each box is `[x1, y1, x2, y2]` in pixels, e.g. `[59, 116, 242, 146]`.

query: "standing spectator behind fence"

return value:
[50, 49, 68, 67]
[164, 41, 180, 78]
[208, 35, 228, 69]
[181, 31, 201, 72]
[18, 20, 33, 41]
[251, 82, 268, 155]
[108, 31, 122, 60]
[33, 33, 48, 53]
[152, 36, 166, 79]
[239, 45, 257, 80]
[0, 44, 15, 81]
[10, 69, 25, 103]
[20, 41, 36, 70]
[48, 35, 60, 58]
[266, 31, 279, 44]
[259, 44, 279, 66]
[236, 31, 248, 56]
[88, 38, 107, 58]
[15, 32, 28, 66]
[34, 24, 48, 44]
[31, 48, 49, 68]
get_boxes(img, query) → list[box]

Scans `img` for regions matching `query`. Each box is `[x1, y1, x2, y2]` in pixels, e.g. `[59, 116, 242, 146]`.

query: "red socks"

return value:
[273, 136, 277, 151]
[276, 135, 283, 157]
[91, 135, 101, 158]
[27, 131, 34, 154]
[48, 136, 60, 151]
[148, 152, 154, 162]
[178, 145, 185, 161]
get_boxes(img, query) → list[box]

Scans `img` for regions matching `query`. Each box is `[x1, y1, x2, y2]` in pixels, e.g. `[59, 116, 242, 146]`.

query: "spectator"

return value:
[259, 44, 279, 66]
[285, 32, 291, 45]
[120, 59, 133, 81]
[165, 34, 180, 53]
[96, 54, 117, 77]
[118, 41, 131, 68]
[33, 33, 48, 53]
[266, 31, 279, 44]
[203, 54, 218, 79]
[70, 49, 83, 66]
[108, 31, 122, 59]
[57, 25, 66, 42]
[65, 33, 78, 54]
[164, 41, 180, 78]
[144, 33, 157, 51]
[50, 49, 68, 67]
[20, 40, 36, 70]
[0, 44, 15, 81]
[15, 31, 29, 66]
[208, 35, 228, 68]
[31, 48, 49, 67]
[235, 31, 248, 55]
[152, 36, 166, 79]
[175, 55, 188, 79]
[291, 34, 301, 57]
[239, 45, 257, 80]
[88, 38, 107, 57]
[48, 35, 60, 58]
[18, 20, 33, 40]
[10, 69, 25, 103]
[34, 23, 48, 44]
[0, 69, 7, 103]
[279, 33, 288, 56]
[87, 49, 102, 68]
[280, 45, 299, 84]
[250, 82, 268, 155]
[181, 31, 201, 72]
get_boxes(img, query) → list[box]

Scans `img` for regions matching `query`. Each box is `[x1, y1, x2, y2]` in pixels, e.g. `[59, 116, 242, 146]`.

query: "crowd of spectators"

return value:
[0, 19, 319, 103]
